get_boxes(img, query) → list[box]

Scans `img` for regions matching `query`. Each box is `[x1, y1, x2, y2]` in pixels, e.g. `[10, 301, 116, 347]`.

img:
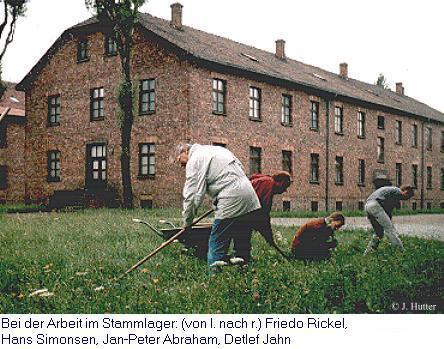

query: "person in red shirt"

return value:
[232, 171, 291, 264]
[290, 212, 345, 260]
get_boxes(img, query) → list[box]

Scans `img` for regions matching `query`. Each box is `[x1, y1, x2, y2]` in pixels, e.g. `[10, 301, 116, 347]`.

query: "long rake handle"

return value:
[119, 209, 214, 279]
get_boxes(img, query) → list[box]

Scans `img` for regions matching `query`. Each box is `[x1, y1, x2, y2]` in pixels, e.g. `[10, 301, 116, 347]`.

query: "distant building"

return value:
[0, 82, 26, 203]
[15, 3, 444, 210]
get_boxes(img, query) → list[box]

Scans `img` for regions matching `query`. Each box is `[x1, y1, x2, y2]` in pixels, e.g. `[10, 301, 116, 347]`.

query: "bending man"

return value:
[177, 143, 260, 272]
[234, 172, 291, 261]
[364, 185, 414, 254]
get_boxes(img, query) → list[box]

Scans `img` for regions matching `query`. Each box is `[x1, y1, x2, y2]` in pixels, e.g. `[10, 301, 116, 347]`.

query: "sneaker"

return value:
[229, 257, 246, 266]
[209, 260, 229, 268]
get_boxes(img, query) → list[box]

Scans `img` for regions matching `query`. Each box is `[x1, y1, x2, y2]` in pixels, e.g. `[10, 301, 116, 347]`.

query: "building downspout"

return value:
[420, 120, 425, 209]
[325, 98, 331, 212]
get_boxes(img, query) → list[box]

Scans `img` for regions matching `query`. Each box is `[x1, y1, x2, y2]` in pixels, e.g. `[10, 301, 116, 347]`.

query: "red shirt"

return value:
[250, 174, 288, 211]
[291, 218, 334, 251]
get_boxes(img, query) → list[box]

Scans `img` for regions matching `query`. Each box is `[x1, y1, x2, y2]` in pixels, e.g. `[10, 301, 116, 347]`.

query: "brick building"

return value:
[16, 3, 444, 210]
[0, 82, 26, 203]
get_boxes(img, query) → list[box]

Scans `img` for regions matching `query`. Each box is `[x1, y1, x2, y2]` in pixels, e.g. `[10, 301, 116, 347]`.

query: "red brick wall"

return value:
[22, 27, 444, 210]
[187, 68, 444, 210]
[24, 29, 190, 207]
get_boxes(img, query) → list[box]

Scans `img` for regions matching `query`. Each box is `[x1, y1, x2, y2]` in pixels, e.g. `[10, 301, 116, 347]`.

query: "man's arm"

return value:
[182, 155, 209, 226]
[256, 212, 274, 245]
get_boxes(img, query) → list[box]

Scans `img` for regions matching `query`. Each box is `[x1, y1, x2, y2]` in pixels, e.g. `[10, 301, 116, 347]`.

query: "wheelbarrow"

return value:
[133, 218, 212, 260]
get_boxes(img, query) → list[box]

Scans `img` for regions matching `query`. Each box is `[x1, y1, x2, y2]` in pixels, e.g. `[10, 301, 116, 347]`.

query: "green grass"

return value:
[271, 207, 444, 218]
[0, 209, 442, 314]
[0, 204, 46, 214]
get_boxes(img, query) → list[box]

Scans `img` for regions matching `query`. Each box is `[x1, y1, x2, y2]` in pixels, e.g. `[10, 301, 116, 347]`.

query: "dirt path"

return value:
[271, 214, 444, 241]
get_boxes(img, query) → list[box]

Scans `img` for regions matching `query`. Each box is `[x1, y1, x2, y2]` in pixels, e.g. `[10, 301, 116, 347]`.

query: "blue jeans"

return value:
[207, 211, 257, 268]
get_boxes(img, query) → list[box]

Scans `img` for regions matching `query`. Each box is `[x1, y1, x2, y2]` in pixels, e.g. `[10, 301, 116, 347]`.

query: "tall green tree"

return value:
[0, 0, 28, 97]
[85, 0, 147, 208]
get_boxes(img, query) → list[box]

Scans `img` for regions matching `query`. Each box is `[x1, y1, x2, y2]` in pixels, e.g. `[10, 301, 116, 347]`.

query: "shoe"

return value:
[229, 257, 246, 266]
[209, 260, 229, 268]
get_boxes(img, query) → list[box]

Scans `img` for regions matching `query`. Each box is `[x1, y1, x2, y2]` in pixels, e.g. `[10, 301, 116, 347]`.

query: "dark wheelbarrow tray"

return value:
[160, 223, 212, 260]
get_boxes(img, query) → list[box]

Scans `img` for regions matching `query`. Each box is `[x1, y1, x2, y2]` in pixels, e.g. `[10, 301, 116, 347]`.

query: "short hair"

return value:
[400, 185, 414, 197]
[272, 171, 291, 187]
[174, 143, 192, 157]
[328, 212, 345, 224]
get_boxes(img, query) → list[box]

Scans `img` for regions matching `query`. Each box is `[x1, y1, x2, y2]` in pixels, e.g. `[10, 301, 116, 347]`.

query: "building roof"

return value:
[17, 12, 444, 124]
[0, 82, 25, 120]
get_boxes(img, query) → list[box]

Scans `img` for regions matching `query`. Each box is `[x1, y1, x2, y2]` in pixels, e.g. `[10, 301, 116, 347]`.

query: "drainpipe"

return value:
[420, 120, 425, 209]
[325, 98, 331, 212]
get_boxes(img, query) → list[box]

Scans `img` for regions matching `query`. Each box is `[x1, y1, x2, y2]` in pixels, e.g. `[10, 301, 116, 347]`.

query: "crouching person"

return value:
[290, 212, 345, 260]
[364, 185, 414, 255]
[176, 143, 260, 273]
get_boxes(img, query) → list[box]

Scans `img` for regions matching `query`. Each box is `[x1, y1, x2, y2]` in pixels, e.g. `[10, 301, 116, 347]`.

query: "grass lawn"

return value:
[0, 209, 442, 314]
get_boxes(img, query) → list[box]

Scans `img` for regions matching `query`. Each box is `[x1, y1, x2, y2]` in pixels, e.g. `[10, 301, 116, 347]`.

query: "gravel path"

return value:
[271, 214, 444, 241]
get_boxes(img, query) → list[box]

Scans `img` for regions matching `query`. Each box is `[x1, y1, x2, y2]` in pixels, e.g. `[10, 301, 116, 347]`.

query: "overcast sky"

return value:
[2, 0, 443, 112]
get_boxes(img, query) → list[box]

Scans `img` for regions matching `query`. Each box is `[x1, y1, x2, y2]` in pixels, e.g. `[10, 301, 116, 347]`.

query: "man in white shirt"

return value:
[177, 143, 261, 273]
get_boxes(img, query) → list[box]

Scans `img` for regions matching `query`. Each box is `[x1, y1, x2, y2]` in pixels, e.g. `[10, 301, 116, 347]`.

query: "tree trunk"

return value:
[119, 46, 134, 209]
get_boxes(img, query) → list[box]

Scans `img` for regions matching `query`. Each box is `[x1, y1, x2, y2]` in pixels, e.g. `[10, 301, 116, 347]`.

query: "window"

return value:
[48, 95, 61, 126]
[426, 202, 432, 210]
[283, 201, 291, 212]
[212, 78, 226, 115]
[412, 124, 418, 148]
[0, 165, 7, 189]
[395, 163, 402, 187]
[310, 101, 319, 130]
[426, 127, 432, 150]
[282, 94, 292, 125]
[377, 115, 385, 129]
[310, 153, 319, 183]
[249, 87, 261, 120]
[412, 164, 418, 188]
[139, 79, 156, 115]
[358, 159, 365, 186]
[47, 151, 61, 182]
[440, 168, 444, 190]
[395, 120, 402, 145]
[335, 201, 343, 211]
[335, 156, 344, 185]
[249, 146, 261, 174]
[357, 111, 366, 138]
[139, 143, 155, 178]
[377, 137, 385, 163]
[140, 199, 153, 209]
[311, 201, 319, 212]
[212, 142, 226, 148]
[426, 166, 432, 189]
[86, 144, 107, 187]
[334, 106, 343, 134]
[77, 39, 89, 62]
[412, 202, 417, 211]
[90, 87, 104, 121]
[105, 34, 117, 56]
[441, 131, 444, 152]
[358, 201, 364, 211]
[282, 150, 292, 175]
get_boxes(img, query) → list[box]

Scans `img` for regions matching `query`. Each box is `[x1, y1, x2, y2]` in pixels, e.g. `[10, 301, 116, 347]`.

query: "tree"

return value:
[85, 0, 147, 208]
[0, 0, 28, 97]
[375, 73, 389, 89]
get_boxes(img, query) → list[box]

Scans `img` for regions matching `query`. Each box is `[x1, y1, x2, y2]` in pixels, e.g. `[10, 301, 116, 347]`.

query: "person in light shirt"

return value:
[176, 143, 260, 273]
